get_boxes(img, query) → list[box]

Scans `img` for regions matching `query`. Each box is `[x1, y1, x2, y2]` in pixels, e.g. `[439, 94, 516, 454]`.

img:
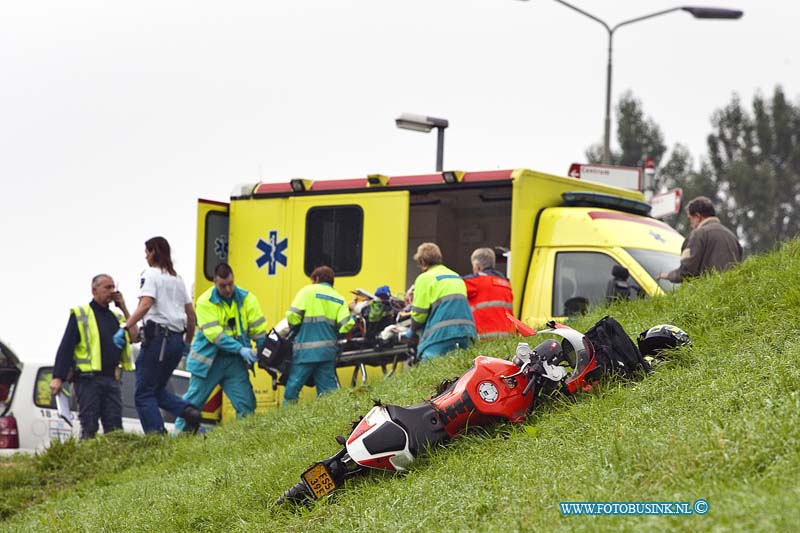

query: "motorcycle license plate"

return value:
[302, 463, 336, 499]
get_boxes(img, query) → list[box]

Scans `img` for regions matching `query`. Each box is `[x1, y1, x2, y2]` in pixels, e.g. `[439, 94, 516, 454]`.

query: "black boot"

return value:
[181, 405, 202, 434]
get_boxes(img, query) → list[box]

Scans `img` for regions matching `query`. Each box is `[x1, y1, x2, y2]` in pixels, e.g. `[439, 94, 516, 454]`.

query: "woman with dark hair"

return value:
[144, 236, 177, 275]
[115, 236, 201, 433]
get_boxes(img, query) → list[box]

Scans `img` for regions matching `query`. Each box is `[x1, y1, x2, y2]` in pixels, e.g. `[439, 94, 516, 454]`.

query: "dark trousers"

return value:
[135, 332, 189, 434]
[73, 375, 122, 439]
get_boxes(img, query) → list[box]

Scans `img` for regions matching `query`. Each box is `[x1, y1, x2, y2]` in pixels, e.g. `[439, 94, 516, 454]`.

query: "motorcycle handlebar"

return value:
[521, 361, 544, 396]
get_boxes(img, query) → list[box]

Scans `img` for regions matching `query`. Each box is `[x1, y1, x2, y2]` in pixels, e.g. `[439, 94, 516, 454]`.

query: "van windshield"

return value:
[625, 248, 681, 292]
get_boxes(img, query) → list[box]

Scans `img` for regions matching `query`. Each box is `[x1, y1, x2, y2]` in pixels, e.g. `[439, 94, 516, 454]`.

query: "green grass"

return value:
[4, 239, 800, 531]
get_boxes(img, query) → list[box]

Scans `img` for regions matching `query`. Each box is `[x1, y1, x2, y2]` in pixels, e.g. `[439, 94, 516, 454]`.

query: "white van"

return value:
[1, 339, 195, 454]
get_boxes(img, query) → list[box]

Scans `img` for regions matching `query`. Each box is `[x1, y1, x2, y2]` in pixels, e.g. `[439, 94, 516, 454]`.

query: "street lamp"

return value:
[395, 113, 449, 172]
[540, 1, 742, 164]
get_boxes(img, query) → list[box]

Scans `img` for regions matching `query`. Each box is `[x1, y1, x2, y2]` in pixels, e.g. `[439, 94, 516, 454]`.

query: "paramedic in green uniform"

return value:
[175, 263, 266, 431]
[284, 266, 355, 403]
[408, 242, 477, 361]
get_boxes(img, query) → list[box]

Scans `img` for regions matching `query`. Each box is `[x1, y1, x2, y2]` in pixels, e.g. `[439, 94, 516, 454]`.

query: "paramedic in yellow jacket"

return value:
[284, 266, 354, 403]
[175, 263, 267, 431]
[408, 243, 477, 360]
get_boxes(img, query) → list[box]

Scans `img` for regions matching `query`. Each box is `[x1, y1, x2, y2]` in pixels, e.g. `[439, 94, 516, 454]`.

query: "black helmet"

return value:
[637, 324, 690, 357]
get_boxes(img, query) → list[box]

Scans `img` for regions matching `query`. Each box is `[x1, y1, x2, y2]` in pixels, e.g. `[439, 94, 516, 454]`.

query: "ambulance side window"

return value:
[552, 252, 621, 317]
[203, 211, 229, 281]
[305, 205, 363, 276]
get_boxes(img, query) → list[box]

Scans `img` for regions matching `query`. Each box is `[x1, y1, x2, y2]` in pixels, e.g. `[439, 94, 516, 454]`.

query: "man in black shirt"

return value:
[50, 274, 138, 439]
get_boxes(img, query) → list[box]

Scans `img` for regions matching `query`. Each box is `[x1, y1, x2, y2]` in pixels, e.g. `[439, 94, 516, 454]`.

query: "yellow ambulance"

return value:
[195, 168, 683, 419]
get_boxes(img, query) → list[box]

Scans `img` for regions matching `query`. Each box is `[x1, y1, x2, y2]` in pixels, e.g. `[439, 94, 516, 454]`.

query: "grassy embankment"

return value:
[3, 239, 800, 532]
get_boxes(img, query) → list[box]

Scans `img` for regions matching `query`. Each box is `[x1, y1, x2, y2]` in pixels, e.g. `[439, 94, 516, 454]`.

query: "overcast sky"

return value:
[1, 0, 796, 361]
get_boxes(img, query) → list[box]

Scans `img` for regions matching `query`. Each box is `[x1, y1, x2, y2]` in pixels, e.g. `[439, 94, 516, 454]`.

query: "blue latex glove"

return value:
[239, 347, 257, 365]
[404, 328, 415, 340]
[181, 343, 191, 357]
[112, 328, 127, 349]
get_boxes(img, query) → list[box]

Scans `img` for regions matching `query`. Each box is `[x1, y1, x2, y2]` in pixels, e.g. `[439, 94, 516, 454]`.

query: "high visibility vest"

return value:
[71, 305, 133, 373]
[464, 273, 515, 339]
[411, 264, 476, 355]
[287, 282, 355, 363]
[189, 285, 267, 378]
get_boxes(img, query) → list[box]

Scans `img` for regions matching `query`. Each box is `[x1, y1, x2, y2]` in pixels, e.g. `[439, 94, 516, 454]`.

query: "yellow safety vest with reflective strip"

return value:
[287, 282, 355, 363]
[71, 305, 133, 373]
[188, 285, 267, 378]
[410, 264, 476, 353]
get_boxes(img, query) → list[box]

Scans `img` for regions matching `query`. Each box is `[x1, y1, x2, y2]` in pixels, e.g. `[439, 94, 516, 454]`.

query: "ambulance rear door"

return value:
[194, 199, 229, 422]
[283, 189, 410, 311]
[195, 199, 230, 301]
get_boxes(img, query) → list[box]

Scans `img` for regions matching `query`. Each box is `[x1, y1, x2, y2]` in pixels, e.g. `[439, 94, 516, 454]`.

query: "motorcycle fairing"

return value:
[346, 406, 415, 472]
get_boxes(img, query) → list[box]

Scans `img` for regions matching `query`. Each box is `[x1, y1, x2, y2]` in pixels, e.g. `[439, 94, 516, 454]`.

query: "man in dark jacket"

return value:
[657, 196, 742, 282]
[50, 274, 137, 439]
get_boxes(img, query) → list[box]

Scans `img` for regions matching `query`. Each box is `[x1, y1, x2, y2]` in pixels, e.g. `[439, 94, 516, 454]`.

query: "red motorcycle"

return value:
[276, 322, 600, 505]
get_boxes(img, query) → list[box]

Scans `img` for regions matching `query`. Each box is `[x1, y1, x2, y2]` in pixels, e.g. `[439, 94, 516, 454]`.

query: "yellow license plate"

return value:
[302, 463, 337, 499]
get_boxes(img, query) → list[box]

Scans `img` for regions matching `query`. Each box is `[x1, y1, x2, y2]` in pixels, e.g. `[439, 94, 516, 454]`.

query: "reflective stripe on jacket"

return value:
[287, 282, 355, 363]
[411, 264, 477, 355]
[463, 271, 515, 339]
[71, 305, 132, 372]
[189, 285, 267, 378]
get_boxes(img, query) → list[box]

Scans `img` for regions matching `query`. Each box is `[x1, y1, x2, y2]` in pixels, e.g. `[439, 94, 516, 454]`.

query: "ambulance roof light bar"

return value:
[290, 178, 312, 192]
[367, 174, 389, 187]
[442, 171, 464, 184]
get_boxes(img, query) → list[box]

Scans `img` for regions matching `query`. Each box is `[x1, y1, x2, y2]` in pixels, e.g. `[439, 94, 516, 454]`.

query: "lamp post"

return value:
[395, 113, 449, 171]
[548, 1, 742, 164]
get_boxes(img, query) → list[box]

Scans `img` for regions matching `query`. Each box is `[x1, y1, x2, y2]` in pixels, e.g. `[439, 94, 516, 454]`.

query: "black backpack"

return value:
[583, 316, 650, 378]
[257, 329, 294, 390]
[257, 328, 317, 390]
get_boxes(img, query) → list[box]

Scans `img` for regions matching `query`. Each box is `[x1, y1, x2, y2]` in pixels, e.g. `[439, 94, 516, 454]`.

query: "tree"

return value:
[584, 87, 800, 254]
[706, 86, 800, 253]
[656, 144, 700, 232]
[585, 92, 692, 230]
[585, 91, 667, 168]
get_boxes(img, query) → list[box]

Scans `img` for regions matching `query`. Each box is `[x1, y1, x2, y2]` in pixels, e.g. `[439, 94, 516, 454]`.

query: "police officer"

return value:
[462, 247, 515, 340]
[117, 236, 201, 434]
[174, 263, 266, 431]
[50, 274, 137, 439]
[408, 242, 477, 360]
[284, 266, 354, 403]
